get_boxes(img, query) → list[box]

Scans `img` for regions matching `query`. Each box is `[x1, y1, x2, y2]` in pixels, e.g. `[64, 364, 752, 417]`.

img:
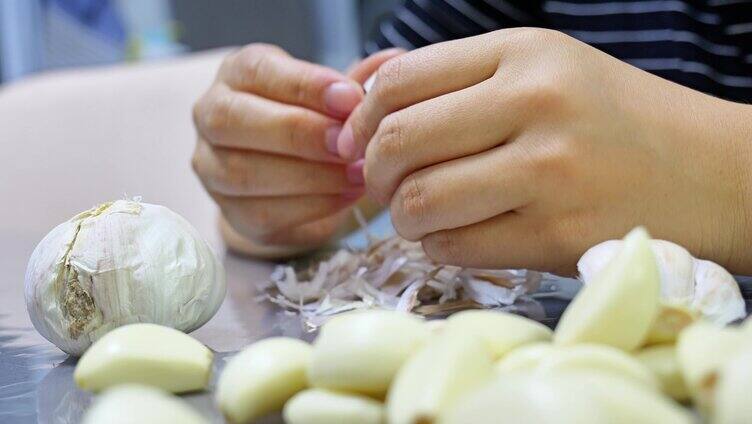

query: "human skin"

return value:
[336, 28, 752, 275]
[191, 45, 402, 258]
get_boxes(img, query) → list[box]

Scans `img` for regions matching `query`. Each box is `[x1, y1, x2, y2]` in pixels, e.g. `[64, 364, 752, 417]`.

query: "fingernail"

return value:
[346, 159, 365, 185]
[326, 125, 342, 155]
[324, 82, 361, 117]
[338, 124, 357, 160]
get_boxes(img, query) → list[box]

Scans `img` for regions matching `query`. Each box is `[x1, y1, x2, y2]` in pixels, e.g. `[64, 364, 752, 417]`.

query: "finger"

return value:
[262, 212, 348, 247]
[192, 139, 363, 196]
[213, 192, 361, 238]
[420, 212, 575, 272]
[389, 142, 536, 241]
[337, 32, 504, 160]
[223, 44, 362, 118]
[364, 78, 521, 204]
[194, 85, 343, 162]
[347, 48, 406, 84]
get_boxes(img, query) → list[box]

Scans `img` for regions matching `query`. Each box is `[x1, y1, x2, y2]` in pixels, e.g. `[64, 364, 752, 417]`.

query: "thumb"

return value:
[346, 48, 407, 85]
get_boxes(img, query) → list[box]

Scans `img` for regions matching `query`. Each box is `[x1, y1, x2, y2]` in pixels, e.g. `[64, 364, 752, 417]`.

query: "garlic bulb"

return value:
[577, 239, 745, 325]
[25, 200, 226, 355]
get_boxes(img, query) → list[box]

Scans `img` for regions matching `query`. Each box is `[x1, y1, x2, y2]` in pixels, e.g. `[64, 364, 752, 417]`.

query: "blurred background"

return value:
[0, 0, 400, 83]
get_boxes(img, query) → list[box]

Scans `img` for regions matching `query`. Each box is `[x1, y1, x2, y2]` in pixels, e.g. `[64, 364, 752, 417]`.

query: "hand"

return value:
[338, 28, 752, 274]
[192, 44, 402, 255]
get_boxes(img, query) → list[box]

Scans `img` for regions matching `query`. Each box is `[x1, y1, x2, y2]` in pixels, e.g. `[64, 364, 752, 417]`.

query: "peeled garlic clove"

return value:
[578, 238, 745, 327]
[82, 384, 208, 424]
[578, 239, 694, 302]
[25, 200, 226, 356]
[644, 304, 698, 345]
[308, 310, 429, 397]
[438, 373, 606, 424]
[445, 310, 552, 359]
[636, 344, 689, 402]
[387, 330, 493, 424]
[74, 323, 212, 393]
[692, 259, 746, 325]
[216, 337, 311, 424]
[555, 227, 660, 350]
[559, 372, 693, 424]
[495, 342, 554, 374]
[535, 344, 658, 391]
[676, 321, 745, 410]
[713, 345, 752, 424]
[283, 389, 384, 424]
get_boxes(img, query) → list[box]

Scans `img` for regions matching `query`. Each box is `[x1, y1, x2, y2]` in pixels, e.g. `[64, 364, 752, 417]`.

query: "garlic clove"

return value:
[444, 310, 552, 359]
[25, 200, 226, 356]
[676, 321, 746, 411]
[386, 330, 493, 424]
[556, 372, 693, 424]
[494, 342, 554, 374]
[643, 304, 698, 345]
[74, 323, 212, 393]
[635, 344, 689, 402]
[283, 389, 384, 424]
[577, 238, 745, 327]
[555, 227, 660, 350]
[713, 344, 752, 424]
[438, 373, 606, 424]
[216, 337, 311, 424]
[81, 384, 208, 424]
[534, 344, 659, 391]
[308, 310, 429, 397]
[692, 259, 746, 325]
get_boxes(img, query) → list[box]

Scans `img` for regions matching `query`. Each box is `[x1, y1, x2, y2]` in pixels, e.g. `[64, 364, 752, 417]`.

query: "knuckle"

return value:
[391, 175, 429, 239]
[282, 110, 316, 150]
[372, 56, 404, 101]
[515, 76, 567, 115]
[421, 231, 460, 264]
[531, 139, 579, 183]
[371, 114, 406, 161]
[235, 45, 277, 89]
[199, 92, 236, 139]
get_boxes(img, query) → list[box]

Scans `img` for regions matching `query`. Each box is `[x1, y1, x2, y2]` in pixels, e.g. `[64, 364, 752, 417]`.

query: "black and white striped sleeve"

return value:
[365, 0, 543, 54]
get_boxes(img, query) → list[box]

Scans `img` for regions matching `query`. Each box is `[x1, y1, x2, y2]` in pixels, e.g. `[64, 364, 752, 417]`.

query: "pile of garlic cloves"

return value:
[72, 227, 752, 423]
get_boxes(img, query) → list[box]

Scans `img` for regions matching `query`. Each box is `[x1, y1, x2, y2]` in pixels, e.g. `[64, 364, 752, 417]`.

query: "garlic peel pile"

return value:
[578, 238, 745, 326]
[25, 200, 226, 355]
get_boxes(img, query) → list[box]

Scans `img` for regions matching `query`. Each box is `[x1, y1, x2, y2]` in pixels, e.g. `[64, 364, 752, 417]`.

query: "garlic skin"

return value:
[25, 200, 226, 355]
[577, 238, 744, 325]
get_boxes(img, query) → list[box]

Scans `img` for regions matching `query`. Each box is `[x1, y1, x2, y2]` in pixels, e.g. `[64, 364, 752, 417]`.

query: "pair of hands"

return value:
[193, 28, 752, 274]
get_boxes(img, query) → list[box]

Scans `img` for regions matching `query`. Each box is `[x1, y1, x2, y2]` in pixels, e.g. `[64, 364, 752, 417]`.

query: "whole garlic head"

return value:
[25, 200, 226, 355]
[577, 238, 745, 325]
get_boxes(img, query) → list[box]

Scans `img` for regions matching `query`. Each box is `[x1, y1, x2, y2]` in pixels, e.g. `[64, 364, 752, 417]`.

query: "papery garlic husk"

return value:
[25, 200, 226, 355]
[578, 238, 745, 329]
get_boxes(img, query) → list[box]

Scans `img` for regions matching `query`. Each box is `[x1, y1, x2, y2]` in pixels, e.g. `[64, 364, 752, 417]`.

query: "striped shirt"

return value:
[367, 0, 752, 102]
